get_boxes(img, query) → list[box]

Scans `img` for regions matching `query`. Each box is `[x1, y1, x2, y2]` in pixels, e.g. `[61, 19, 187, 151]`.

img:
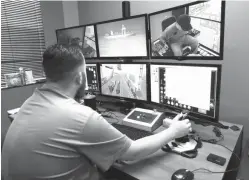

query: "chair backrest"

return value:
[161, 16, 176, 31]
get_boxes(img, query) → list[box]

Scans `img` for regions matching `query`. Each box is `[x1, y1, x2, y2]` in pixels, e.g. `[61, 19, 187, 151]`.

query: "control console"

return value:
[123, 108, 165, 132]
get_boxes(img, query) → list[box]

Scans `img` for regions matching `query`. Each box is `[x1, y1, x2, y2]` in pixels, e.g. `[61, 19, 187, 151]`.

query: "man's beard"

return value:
[75, 84, 85, 102]
[74, 73, 86, 102]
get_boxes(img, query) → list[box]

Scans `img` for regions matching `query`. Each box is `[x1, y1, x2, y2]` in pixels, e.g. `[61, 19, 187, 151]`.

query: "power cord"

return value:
[191, 126, 224, 145]
[184, 114, 229, 129]
[191, 143, 241, 174]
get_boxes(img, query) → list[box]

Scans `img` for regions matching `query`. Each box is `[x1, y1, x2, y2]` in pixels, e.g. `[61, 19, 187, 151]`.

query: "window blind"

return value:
[1, 0, 46, 87]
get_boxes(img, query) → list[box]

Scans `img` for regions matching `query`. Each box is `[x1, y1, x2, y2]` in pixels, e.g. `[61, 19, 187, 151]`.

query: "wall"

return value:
[1, 83, 44, 146]
[78, 1, 122, 25]
[40, 1, 65, 47]
[218, 0, 249, 142]
[78, 1, 249, 142]
[130, 1, 191, 15]
[62, 1, 79, 27]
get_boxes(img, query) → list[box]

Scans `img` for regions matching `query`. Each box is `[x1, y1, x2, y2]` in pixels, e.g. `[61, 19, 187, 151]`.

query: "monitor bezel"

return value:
[55, 22, 100, 60]
[98, 62, 151, 103]
[95, 14, 150, 60]
[149, 62, 222, 122]
[148, 0, 226, 61]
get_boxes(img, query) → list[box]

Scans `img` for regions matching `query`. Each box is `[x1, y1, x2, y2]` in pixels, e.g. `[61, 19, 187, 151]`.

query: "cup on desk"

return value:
[84, 94, 96, 110]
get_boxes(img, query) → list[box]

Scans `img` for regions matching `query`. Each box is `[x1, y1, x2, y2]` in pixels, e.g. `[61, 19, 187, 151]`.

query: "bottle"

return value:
[19, 67, 25, 85]
[24, 69, 34, 84]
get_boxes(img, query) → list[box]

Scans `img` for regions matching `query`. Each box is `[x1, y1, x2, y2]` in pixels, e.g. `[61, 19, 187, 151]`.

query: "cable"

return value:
[191, 144, 241, 174]
[191, 126, 224, 145]
[200, 133, 224, 144]
[189, 115, 229, 129]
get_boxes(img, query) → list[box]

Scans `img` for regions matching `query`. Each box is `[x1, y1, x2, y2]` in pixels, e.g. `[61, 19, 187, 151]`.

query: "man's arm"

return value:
[159, 22, 177, 43]
[159, 29, 169, 43]
[120, 115, 191, 161]
[119, 128, 175, 161]
[74, 108, 190, 170]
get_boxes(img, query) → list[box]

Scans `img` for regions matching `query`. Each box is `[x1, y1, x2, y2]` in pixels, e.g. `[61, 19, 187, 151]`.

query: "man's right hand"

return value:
[169, 116, 192, 139]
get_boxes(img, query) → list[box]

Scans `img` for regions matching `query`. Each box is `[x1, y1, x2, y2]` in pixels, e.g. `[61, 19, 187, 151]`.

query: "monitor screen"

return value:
[96, 15, 149, 58]
[56, 25, 97, 58]
[149, 0, 225, 60]
[150, 64, 220, 120]
[85, 64, 99, 91]
[100, 64, 147, 101]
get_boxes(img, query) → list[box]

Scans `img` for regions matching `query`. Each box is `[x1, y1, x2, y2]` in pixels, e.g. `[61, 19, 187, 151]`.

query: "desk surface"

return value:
[102, 110, 243, 180]
[8, 107, 243, 180]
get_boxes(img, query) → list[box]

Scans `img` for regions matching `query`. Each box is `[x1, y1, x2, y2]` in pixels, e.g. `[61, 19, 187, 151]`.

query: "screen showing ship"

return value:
[96, 16, 148, 57]
[100, 64, 147, 100]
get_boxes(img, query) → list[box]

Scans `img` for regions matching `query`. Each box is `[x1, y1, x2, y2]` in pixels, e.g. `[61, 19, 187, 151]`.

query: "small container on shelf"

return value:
[24, 69, 35, 85]
[19, 67, 25, 85]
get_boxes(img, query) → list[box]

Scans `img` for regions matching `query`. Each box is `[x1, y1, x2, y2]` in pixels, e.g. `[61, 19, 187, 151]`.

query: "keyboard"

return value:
[112, 123, 153, 140]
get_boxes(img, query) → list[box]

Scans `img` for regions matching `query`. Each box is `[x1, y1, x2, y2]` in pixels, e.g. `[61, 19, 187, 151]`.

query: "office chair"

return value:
[159, 16, 176, 56]
[161, 16, 176, 32]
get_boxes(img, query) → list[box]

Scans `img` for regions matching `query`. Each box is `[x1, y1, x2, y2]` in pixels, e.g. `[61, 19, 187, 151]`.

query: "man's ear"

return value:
[75, 72, 83, 85]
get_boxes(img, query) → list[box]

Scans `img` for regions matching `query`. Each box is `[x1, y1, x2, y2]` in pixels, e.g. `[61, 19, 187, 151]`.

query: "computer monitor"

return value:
[150, 63, 221, 122]
[149, 0, 225, 60]
[56, 24, 97, 59]
[96, 14, 149, 59]
[99, 63, 148, 101]
[85, 64, 99, 91]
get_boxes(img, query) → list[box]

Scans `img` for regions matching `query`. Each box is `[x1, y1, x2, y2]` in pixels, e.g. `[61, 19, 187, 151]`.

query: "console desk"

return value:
[102, 110, 243, 180]
[8, 107, 243, 180]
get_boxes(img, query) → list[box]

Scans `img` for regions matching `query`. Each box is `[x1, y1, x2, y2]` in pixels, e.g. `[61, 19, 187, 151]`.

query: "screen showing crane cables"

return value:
[100, 64, 147, 101]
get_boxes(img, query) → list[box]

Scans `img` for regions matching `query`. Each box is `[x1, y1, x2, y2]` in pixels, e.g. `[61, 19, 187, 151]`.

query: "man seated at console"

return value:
[2, 44, 192, 180]
[160, 14, 199, 56]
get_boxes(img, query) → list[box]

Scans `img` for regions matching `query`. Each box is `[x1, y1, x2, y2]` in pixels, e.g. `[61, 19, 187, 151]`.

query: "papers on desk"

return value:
[7, 107, 20, 115]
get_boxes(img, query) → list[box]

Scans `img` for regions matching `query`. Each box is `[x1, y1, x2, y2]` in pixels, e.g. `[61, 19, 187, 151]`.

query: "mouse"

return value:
[171, 169, 194, 180]
[230, 125, 240, 131]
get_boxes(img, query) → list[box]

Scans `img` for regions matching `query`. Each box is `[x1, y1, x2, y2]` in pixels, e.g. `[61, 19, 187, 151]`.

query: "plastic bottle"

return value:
[19, 67, 25, 85]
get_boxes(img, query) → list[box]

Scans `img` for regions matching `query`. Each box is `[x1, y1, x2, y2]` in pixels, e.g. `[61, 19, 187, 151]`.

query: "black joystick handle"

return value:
[175, 136, 189, 143]
[175, 110, 192, 142]
[179, 110, 189, 120]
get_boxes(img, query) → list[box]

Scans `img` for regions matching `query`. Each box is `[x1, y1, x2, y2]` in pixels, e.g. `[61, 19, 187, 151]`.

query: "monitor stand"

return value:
[115, 99, 135, 115]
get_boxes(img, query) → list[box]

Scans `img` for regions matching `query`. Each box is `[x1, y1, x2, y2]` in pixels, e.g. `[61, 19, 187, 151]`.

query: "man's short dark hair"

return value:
[43, 44, 85, 82]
